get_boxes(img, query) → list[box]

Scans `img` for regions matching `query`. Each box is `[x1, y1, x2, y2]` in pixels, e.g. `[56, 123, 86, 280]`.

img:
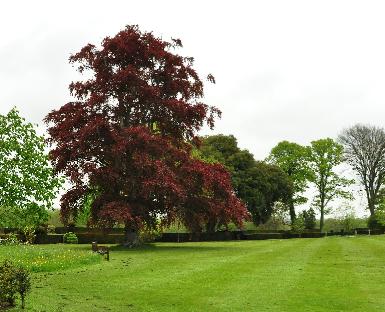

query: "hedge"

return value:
[76, 233, 125, 244]
[35, 234, 63, 244]
[53, 227, 125, 234]
[34, 233, 125, 244]
[243, 233, 284, 240]
[1, 227, 382, 245]
[156, 231, 237, 242]
[158, 231, 327, 242]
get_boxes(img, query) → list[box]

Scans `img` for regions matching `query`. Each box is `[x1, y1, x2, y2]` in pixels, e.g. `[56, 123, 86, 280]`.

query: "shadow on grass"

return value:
[59, 243, 235, 253]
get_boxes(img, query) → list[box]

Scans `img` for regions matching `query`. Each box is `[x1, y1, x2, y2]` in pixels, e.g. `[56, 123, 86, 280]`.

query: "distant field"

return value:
[4, 236, 385, 311]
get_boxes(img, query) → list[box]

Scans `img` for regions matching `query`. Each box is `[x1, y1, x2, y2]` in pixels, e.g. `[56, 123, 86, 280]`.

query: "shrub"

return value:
[0, 260, 17, 308]
[47, 224, 56, 234]
[0, 260, 31, 309]
[138, 227, 162, 243]
[14, 267, 31, 309]
[0, 233, 21, 246]
[35, 223, 48, 236]
[291, 215, 305, 233]
[66, 221, 76, 230]
[368, 214, 384, 230]
[22, 226, 36, 244]
[302, 208, 316, 230]
[63, 232, 78, 244]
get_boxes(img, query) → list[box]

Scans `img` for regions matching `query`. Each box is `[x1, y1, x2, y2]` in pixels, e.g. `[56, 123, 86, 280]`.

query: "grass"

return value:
[0, 244, 101, 272]
[3, 236, 385, 311]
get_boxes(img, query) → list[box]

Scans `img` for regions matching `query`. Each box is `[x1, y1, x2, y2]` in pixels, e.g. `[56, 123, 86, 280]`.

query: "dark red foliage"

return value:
[45, 25, 247, 232]
[180, 160, 249, 232]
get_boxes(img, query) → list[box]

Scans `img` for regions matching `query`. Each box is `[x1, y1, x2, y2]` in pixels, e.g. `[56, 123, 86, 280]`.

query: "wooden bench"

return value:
[91, 242, 110, 261]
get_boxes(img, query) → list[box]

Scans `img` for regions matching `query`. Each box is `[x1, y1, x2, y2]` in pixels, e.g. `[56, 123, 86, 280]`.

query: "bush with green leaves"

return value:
[139, 227, 162, 243]
[63, 232, 78, 244]
[47, 225, 56, 234]
[22, 226, 36, 244]
[0, 260, 31, 309]
[291, 215, 305, 233]
[368, 214, 382, 230]
[292, 208, 316, 232]
[0, 233, 21, 246]
[301, 208, 316, 230]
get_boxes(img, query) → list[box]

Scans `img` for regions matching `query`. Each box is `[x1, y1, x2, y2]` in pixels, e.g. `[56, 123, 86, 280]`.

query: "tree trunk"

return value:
[124, 223, 139, 247]
[21, 295, 25, 309]
[288, 199, 296, 224]
[320, 206, 325, 232]
[206, 219, 217, 233]
[366, 184, 377, 216]
[368, 199, 375, 216]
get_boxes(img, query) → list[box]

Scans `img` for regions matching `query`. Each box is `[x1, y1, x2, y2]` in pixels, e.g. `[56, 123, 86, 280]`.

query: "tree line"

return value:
[2, 25, 385, 242]
[198, 125, 385, 232]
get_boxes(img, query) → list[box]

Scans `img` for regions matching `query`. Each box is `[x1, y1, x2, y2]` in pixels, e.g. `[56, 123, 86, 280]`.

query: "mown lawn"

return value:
[4, 236, 385, 311]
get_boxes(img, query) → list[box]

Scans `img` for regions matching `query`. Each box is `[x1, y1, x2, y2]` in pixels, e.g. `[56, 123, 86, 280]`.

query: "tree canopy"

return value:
[267, 141, 311, 223]
[45, 25, 248, 240]
[308, 138, 353, 231]
[339, 124, 385, 216]
[198, 134, 292, 225]
[245, 161, 293, 225]
[0, 108, 61, 229]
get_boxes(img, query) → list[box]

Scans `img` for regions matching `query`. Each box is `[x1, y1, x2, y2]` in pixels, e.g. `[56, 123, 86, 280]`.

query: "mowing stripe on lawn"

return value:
[121, 239, 321, 312]
[339, 236, 385, 311]
[281, 237, 368, 312]
[189, 238, 323, 312]
[9, 237, 385, 311]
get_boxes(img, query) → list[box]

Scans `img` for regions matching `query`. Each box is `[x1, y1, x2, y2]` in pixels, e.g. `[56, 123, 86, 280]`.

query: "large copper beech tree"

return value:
[45, 25, 248, 243]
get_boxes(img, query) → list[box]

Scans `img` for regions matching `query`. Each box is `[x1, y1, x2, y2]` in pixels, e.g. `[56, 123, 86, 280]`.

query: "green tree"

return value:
[267, 141, 311, 224]
[308, 138, 353, 232]
[374, 204, 385, 228]
[199, 135, 238, 165]
[245, 161, 293, 225]
[199, 135, 293, 225]
[300, 208, 316, 230]
[291, 214, 305, 233]
[0, 108, 61, 231]
[198, 135, 255, 185]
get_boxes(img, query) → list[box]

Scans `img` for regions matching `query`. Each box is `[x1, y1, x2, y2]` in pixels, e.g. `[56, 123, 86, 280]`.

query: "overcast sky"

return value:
[1, 0, 384, 214]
